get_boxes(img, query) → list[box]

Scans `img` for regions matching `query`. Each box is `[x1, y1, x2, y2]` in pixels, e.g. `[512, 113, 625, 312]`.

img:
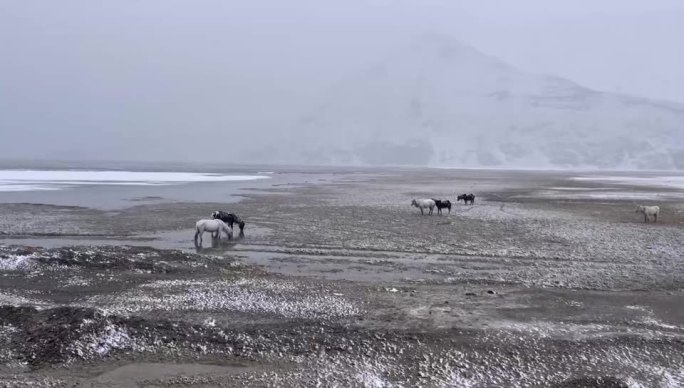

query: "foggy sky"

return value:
[1, 0, 683, 163]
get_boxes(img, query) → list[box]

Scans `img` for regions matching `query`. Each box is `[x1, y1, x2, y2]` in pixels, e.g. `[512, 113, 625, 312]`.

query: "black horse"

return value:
[457, 194, 475, 205]
[431, 199, 452, 215]
[211, 210, 246, 233]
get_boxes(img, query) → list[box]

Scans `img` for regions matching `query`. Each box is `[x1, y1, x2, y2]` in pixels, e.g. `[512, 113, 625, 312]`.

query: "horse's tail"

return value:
[194, 227, 200, 244]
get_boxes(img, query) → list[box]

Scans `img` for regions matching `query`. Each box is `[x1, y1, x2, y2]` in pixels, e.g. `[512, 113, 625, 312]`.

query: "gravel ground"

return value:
[0, 168, 683, 387]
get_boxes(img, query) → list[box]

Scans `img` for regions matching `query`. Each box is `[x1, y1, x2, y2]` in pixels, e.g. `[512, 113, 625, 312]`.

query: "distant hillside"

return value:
[254, 34, 684, 170]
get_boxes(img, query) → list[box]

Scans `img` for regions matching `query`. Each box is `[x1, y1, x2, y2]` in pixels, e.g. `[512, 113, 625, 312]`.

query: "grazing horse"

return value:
[211, 210, 246, 233]
[194, 219, 233, 247]
[635, 205, 660, 223]
[432, 199, 452, 215]
[411, 198, 436, 215]
[457, 193, 476, 205]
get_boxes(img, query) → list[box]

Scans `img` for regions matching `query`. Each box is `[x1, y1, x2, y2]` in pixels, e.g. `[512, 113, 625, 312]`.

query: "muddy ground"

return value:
[1, 169, 683, 387]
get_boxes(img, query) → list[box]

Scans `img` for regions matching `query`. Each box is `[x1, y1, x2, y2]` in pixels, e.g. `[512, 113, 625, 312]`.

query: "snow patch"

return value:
[572, 176, 684, 190]
[0, 255, 36, 271]
[90, 279, 360, 320]
[0, 169, 269, 192]
[0, 292, 49, 307]
[531, 190, 684, 200]
[69, 324, 134, 359]
[356, 370, 392, 388]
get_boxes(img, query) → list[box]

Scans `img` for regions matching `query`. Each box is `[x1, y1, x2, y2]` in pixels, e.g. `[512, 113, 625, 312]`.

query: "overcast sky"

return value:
[1, 0, 682, 161]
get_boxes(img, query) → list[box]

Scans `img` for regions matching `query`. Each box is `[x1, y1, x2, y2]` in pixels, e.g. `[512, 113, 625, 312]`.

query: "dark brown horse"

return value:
[211, 211, 246, 233]
[432, 199, 452, 215]
[457, 194, 475, 205]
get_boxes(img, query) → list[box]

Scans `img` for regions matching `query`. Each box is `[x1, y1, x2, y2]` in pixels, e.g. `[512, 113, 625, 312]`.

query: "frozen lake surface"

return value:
[0, 169, 269, 192]
[572, 175, 684, 190]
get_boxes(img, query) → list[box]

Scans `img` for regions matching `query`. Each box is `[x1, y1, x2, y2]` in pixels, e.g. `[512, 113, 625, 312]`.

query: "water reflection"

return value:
[194, 231, 244, 253]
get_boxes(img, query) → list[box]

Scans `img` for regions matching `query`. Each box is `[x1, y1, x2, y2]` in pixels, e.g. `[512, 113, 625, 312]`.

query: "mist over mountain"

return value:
[250, 35, 684, 170]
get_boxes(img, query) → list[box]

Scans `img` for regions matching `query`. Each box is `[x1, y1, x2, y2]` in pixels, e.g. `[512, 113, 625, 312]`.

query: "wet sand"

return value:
[1, 168, 683, 387]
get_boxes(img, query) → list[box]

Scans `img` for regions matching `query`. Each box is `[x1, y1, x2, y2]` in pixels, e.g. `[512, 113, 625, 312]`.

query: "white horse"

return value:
[194, 219, 233, 246]
[411, 198, 436, 215]
[635, 205, 660, 223]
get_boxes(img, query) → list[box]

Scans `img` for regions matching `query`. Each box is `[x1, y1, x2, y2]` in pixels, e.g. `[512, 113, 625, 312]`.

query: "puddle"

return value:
[0, 227, 268, 253]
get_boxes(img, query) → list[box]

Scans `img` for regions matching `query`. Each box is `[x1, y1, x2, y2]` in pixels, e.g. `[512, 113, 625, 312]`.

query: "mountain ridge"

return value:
[251, 34, 684, 170]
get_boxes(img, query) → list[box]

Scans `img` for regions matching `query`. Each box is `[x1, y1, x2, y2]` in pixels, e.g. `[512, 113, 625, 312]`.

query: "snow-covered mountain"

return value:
[255, 34, 684, 169]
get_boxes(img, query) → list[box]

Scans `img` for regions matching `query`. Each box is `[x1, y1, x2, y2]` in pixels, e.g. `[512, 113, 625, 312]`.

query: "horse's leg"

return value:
[420, 207, 424, 215]
[654, 213, 658, 223]
[644, 214, 649, 223]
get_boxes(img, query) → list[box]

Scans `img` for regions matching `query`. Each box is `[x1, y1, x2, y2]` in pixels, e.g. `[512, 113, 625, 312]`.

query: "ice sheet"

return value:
[0, 170, 269, 192]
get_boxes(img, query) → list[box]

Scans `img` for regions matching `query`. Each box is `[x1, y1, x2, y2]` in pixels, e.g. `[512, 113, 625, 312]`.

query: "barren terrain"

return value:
[1, 169, 683, 387]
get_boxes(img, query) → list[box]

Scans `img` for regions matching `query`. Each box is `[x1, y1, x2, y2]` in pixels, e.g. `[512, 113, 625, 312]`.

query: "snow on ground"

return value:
[0, 169, 269, 192]
[69, 324, 135, 359]
[528, 190, 684, 200]
[572, 175, 684, 190]
[88, 278, 360, 320]
[1, 171, 682, 386]
[0, 292, 51, 307]
[0, 324, 21, 365]
[0, 254, 36, 271]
